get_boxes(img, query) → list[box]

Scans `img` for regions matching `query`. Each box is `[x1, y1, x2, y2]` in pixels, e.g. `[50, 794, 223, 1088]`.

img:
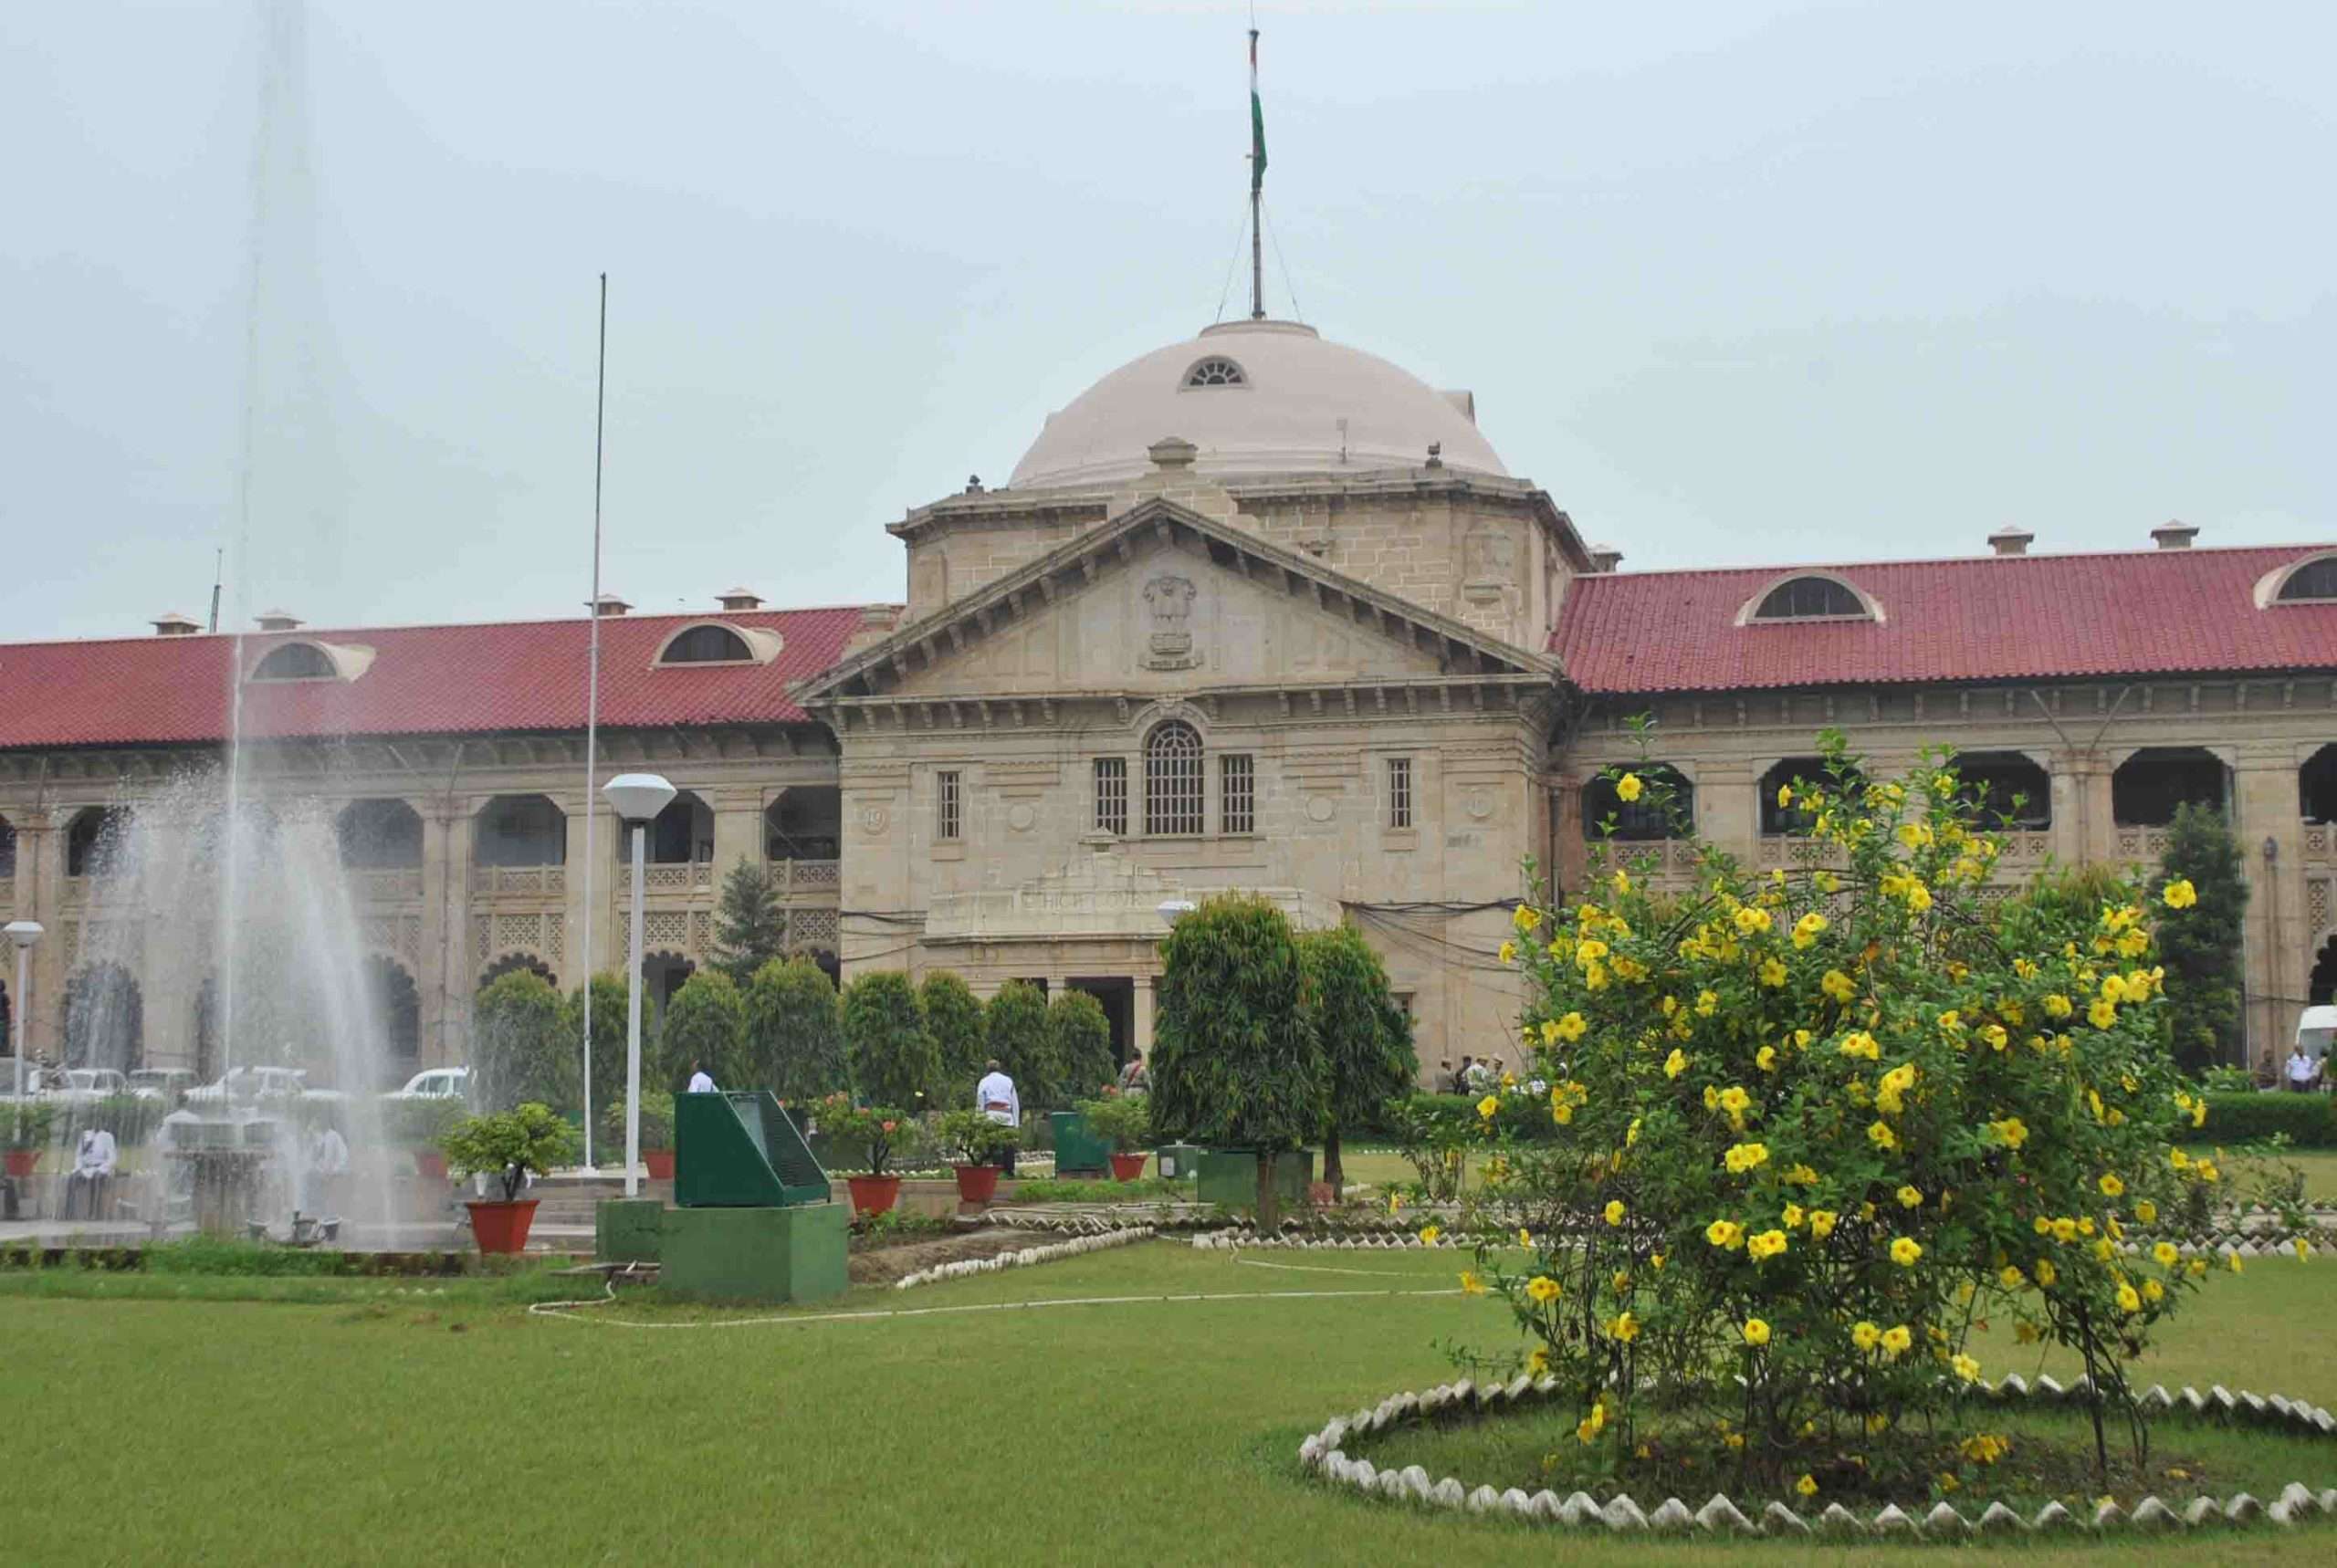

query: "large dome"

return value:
[1007, 319, 1508, 490]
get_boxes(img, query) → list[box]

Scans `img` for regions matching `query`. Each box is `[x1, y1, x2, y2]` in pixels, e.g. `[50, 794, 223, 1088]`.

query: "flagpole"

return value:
[1249, 27, 1265, 319]
[580, 273, 608, 1169]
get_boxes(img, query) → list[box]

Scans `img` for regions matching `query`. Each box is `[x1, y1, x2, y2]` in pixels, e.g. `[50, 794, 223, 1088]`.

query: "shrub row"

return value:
[2180, 1092, 2337, 1147]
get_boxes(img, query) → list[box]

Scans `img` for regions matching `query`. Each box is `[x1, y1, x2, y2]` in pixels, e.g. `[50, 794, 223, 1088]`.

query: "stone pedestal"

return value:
[594, 1197, 664, 1263]
[659, 1202, 848, 1304]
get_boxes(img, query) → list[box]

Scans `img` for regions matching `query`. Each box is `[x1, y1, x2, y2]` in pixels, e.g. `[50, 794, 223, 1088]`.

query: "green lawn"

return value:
[3, 1243, 2332, 1563]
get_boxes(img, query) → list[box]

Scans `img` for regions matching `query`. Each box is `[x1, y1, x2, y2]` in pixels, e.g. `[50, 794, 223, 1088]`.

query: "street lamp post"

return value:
[5, 921, 43, 1127]
[601, 775, 676, 1198]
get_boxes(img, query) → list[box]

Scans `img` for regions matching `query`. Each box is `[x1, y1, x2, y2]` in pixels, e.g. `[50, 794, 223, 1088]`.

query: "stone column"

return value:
[707, 786, 765, 882]
[417, 805, 471, 1070]
[1131, 975, 1155, 1063]
[2235, 758, 2301, 1067]
[1694, 761, 1761, 866]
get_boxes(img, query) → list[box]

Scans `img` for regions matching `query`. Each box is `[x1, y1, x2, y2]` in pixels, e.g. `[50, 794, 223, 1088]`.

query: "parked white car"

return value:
[128, 1068, 198, 1103]
[41, 1068, 130, 1104]
[384, 1066, 470, 1103]
[184, 1066, 349, 1107]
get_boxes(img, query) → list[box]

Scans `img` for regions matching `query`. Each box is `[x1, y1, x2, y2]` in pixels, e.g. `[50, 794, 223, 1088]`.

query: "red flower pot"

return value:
[643, 1149, 676, 1181]
[847, 1174, 902, 1215]
[953, 1163, 1001, 1204]
[4, 1148, 38, 1179]
[414, 1148, 448, 1180]
[464, 1198, 540, 1254]
[1109, 1152, 1148, 1182]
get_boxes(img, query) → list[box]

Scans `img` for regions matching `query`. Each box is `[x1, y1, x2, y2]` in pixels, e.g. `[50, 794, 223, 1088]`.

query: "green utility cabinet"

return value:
[1155, 1143, 1205, 1181]
[1196, 1148, 1315, 1210]
[1050, 1111, 1111, 1177]
[676, 1090, 831, 1207]
[642, 1090, 846, 1304]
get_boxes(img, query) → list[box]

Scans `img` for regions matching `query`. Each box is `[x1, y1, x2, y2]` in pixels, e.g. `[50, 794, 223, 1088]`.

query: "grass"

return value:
[2, 1241, 2331, 1563]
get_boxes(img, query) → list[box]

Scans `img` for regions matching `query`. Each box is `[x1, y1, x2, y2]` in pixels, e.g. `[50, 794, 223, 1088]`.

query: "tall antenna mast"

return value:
[207, 548, 224, 633]
[579, 272, 609, 1168]
[1249, 26, 1268, 319]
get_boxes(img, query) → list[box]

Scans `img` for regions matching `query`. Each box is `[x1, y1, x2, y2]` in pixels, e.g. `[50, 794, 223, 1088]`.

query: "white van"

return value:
[2299, 1006, 2337, 1066]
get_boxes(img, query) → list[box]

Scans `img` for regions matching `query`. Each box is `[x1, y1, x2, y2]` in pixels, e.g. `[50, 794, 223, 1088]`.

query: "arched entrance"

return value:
[63, 962, 144, 1071]
[2311, 936, 2337, 1008]
[367, 956, 422, 1077]
[479, 953, 558, 992]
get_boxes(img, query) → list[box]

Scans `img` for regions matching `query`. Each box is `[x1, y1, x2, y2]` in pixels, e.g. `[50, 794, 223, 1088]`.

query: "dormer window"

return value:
[2275, 555, 2337, 604]
[1182, 356, 1246, 388]
[653, 621, 781, 666]
[249, 643, 337, 681]
[1744, 574, 1877, 623]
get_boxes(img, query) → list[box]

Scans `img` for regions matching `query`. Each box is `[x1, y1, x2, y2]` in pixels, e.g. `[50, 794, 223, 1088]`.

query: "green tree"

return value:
[2158, 801, 2249, 1073]
[1151, 894, 1323, 1228]
[707, 857, 789, 981]
[745, 956, 847, 1103]
[1048, 989, 1116, 1103]
[563, 973, 630, 1136]
[919, 971, 987, 1103]
[984, 980, 1057, 1113]
[1299, 923, 1417, 1197]
[840, 971, 938, 1111]
[471, 969, 575, 1113]
[658, 969, 750, 1091]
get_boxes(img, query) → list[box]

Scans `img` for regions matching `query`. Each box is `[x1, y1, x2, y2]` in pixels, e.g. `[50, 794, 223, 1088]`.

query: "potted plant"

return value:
[388, 1096, 465, 1178]
[936, 1108, 1021, 1204]
[816, 1092, 916, 1215]
[1080, 1092, 1152, 1181]
[439, 1103, 580, 1254]
[4, 1098, 56, 1179]
[603, 1091, 677, 1180]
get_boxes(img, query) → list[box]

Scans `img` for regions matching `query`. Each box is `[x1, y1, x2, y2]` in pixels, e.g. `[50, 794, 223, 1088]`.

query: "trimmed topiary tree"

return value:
[2156, 801, 2248, 1074]
[1299, 923, 1417, 1198]
[919, 971, 988, 1102]
[840, 970, 938, 1112]
[746, 956, 846, 1103]
[471, 969, 576, 1114]
[707, 857, 789, 981]
[564, 973, 631, 1133]
[984, 980, 1058, 1113]
[1048, 989, 1116, 1103]
[658, 968, 749, 1092]
[1151, 894, 1323, 1228]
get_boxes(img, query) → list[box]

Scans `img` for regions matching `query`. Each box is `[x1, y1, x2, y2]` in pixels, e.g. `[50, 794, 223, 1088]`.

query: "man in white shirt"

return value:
[307, 1124, 351, 1218]
[686, 1061, 717, 1094]
[2288, 1046, 2321, 1093]
[975, 1059, 1020, 1176]
[65, 1125, 118, 1219]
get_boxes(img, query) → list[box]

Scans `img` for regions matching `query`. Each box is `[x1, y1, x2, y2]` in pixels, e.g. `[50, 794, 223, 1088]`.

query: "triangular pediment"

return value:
[799, 497, 1553, 707]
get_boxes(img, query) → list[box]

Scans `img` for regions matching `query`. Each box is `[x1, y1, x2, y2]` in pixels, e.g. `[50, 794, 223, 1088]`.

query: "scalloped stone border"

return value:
[1205, 1230, 2320, 1258]
[892, 1224, 1154, 1290]
[1298, 1373, 2337, 1537]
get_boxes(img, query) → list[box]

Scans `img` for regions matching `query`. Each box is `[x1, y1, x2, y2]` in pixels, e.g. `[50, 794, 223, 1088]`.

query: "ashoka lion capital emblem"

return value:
[1141, 573, 1200, 670]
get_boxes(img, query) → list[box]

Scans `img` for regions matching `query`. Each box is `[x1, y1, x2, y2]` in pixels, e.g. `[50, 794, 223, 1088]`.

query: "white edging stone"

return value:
[891, 1224, 1155, 1290]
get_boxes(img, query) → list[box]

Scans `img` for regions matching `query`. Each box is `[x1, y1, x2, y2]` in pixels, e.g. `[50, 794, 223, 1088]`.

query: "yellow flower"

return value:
[1880, 1324, 1913, 1356]
[1746, 1228, 1788, 1261]
[2152, 1241, 2179, 1268]
[1990, 1116, 2029, 1150]
[1615, 771, 1643, 803]
[2188, 1258, 2207, 1277]
[1776, 783, 1794, 809]
[1796, 1473, 1818, 1497]
[1705, 1218, 1744, 1249]
[1978, 1023, 2008, 1051]
[1663, 1048, 1688, 1080]
[1755, 1045, 1778, 1072]
[1695, 988, 1720, 1016]
[2098, 1173, 2124, 1197]
[1733, 905, 1773, 936]
[2087, 998, 2119, 1030]
[1459, 1270, 1487, 1296]
[1525, 1274, 1563, 1304]
[1576, 1402, 1607, 1444]
[1890, 1237, 1923, 1267]
[1792, 912, 1829, 949]
[1952, 1353, 1982, 1383]
[2034, 1258, 2058, 1288]
[1784, 1161, 1817, 1183]
[1525, 1346, 1550, 1377]
[2050, 1217, 2078, 1243]
[2227, 1252, 2244, 1274]
[2000, 1264, 2025, 1289]
[1553, 1010, 1587, 1043]
[1517, 1228, 1533, 1248]
[1417, 1225, 1441, 1246]
[2295, 1238, 2313, 1260]
[2162, 878, 2197, 909]
[1895, 1185, 1923, 1209]
[1821, 969, 1857, 1003]
[1609, 1312, 1640, 1343]
[1476, 1095, 1501, 1121]
[1808, 1208, 1838, 1239]
[1742, 1318, 1772, 1346]
[2143, 1278, 2165, 1301]
[1851, 1321, 1881, 1352]
[1868, 1120, 1898, 1151]
[1783, 1203, 1806, 1228]
[1497, 940, 1517, 965]
[1757, 957, 1787, 988]
[2135, 1199, 2157, 1224]
[2169, 1146, 2190, 1171]
[1604, 1199, 1627, 1227]
[1513, 904, 1543, 933]
[2116, 1282, 2142, 1314]
[1838, 1030, 1881, 1061]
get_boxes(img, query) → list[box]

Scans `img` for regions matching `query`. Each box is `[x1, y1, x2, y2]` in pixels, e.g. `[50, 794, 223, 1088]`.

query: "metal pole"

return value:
[1250, 188, 1263, 320]
[580, 272, 608, 1169]
[624, 820, 646, 1198]
[12, 942, 25, 1112]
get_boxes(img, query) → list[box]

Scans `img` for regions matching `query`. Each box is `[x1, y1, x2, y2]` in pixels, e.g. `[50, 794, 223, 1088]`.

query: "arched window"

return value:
[1758, 757, 1867, 836]
[1581, 765, 1693, 841]
[2303, 746, 2337, 825]
[67, 807, 131, 877]
[475, 796, 566, 868]
[1182, 356, 1246, 388]
[337, 799, 424, 868]
[766, 788, 841, 862]
[660, 625, 752, 664]
[1144, 722, 1206, 836]
[2277, 556, 2337, 603]
[2112, 747, 2227, 827]
[1950, 752, 2052, 830]
[366, 956, 422, 1071]
[250, 643, 336, 681]
[1753, 576, 1868, 621]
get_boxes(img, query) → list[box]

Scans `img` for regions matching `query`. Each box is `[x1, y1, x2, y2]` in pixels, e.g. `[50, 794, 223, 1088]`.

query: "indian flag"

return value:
[1250, 29, 1266, 193]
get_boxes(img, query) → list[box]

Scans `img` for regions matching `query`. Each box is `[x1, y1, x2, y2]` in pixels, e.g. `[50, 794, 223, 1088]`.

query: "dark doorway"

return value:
[1070, 977, 1135, 1066]
[2312, 937, 2337, 1008]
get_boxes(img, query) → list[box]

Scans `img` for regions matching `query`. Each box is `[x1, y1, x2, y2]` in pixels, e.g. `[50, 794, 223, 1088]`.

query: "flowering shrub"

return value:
[813, 1092, 918, 1176]
[1456, 731, 2228, 1491]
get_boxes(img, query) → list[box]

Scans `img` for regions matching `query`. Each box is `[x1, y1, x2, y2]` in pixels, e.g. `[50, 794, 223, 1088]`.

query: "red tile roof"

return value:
[1551, 546, 2337, 695]
[0, 606, 875, 749]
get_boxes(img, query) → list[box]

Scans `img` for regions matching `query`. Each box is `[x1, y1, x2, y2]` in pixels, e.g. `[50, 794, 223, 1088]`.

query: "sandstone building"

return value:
[3, 317, 2332, 1081]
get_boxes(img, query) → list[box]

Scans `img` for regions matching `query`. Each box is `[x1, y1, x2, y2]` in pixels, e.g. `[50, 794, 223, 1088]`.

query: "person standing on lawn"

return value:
[686, 1061, 717, 1093]
[976, 1058, 1020, 1176]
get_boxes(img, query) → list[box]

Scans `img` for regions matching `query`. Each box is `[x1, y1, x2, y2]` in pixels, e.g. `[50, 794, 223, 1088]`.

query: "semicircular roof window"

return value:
[1181, 356, 1247, 388]
[660, 624, 753, 664]
[2276, 555, 2337, 603]
[249, 642, 337, 681]
[1753, 576, 1869, 622]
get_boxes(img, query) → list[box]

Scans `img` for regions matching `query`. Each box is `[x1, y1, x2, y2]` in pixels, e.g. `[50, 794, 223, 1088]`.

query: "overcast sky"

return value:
[5, 1, 2331, 643]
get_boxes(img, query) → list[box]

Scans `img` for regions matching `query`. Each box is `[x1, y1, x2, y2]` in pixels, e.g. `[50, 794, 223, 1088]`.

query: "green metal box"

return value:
[1197, 1148, 1315, 1210]
[594, 1197, 664, 1263]
[660, 1202, 848, 1304]
[1156, 1143, 1205, 1180]
[1050, 1111, 1111, 1176]
[676, 1090, 830, 1207]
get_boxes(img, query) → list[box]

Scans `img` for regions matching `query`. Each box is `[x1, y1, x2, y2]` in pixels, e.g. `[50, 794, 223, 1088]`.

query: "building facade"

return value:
[3, 317, 2332, 1082]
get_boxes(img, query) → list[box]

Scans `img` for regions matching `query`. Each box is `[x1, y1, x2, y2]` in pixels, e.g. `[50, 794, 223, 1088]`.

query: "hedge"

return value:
[2179, 1092, 2337, 1147]
[1387, 1092, 1567, 1145]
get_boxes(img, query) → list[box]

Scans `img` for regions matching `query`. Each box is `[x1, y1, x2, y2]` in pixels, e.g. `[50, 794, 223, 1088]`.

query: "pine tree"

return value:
[2157, 802, 2249, 1073]
[707, 857, 788, 981]
[1299, 924, 1418, 1197]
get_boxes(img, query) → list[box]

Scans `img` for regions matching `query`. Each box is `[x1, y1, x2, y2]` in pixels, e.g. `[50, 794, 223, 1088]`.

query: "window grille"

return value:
[1182, 356, 1246, 387]
[1221, 753, 1254, 834]
[1387, 757, 1413, 830]
[2279, 557, 2337, 602]
[1095, 757, 1127, 835]
[1753, 577, 1865, 620]
[661, 624, 751, 663]
[936, 770, 961, 841]
[1144, 723, 1205, 835]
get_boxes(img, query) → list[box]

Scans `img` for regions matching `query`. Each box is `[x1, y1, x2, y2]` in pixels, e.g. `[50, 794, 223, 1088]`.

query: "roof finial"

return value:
[1249, 26, 1267, 320]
